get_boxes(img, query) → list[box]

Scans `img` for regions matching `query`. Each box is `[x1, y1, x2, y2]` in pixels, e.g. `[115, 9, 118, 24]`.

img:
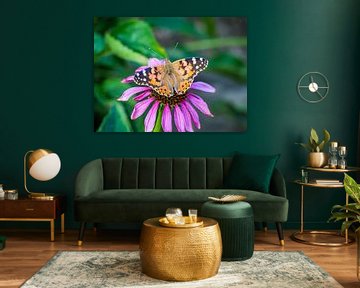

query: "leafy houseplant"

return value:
[297, 128, 330, 167]
[329, 173, 360, 234]
[329, 173, 360, 279]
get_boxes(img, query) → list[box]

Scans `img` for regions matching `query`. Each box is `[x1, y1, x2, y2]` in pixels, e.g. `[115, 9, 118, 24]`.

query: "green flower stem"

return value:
[184, 37, 247, 51]
[152, 105, 163, 132]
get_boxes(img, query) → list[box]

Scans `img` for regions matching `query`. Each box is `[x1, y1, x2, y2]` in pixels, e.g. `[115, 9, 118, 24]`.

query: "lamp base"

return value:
[28, 192, 55, 200]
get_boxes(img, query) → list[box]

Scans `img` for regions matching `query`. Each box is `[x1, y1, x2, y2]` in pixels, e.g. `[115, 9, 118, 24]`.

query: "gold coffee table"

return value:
[139, 217, 222, 281]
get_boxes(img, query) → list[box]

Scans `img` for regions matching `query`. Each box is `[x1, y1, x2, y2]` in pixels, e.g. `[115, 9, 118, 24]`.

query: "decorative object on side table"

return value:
[5, 189, 18, 200]
[329, 173, 360, 280]
[296, 128, 330, 168]
[208, 194, 246, 203]
[328, 141, 338, 169]
[338, 146, 347, 169]
[0, 184, 4, 199]
[24, 148, 61, 199]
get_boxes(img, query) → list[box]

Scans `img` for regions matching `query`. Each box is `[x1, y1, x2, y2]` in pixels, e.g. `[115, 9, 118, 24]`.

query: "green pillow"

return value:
[224, 153, 280, 193]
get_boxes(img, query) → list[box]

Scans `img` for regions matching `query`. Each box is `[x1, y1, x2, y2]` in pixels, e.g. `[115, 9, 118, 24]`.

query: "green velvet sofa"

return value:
[74, 157, 288, 245]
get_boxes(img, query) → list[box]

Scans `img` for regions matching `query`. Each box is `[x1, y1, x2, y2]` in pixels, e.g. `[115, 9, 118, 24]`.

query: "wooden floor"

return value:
[0, 228, 358, 288]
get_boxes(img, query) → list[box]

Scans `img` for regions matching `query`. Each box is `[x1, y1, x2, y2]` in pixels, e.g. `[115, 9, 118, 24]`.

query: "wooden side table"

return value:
[0, 195, 65, 241]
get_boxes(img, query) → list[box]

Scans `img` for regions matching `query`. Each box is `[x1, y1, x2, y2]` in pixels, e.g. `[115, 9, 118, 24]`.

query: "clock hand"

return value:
[316, 90, 323, 98]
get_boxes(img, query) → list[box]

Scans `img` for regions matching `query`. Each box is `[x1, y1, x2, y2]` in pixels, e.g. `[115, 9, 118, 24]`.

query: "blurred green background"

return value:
[94, 17, 247, 132]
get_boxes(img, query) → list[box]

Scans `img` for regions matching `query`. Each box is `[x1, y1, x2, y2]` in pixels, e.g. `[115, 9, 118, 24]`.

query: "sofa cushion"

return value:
[75, 189, 288, 222]
[224, 153, 280, 193]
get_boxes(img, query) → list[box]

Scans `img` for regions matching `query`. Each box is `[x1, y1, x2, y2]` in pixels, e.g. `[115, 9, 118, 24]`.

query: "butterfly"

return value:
[134, 57, 208, 97]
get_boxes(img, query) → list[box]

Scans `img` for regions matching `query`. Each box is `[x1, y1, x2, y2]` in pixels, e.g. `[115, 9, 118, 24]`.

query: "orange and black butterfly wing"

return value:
[172, 57, 208, 95]
[133, 65, 173, 97]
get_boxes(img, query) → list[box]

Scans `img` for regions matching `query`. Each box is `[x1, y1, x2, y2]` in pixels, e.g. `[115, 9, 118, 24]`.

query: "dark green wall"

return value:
[1, 0, 359, 230]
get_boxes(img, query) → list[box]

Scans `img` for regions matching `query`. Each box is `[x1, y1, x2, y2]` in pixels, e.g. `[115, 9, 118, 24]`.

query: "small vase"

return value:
[308, 152, 328, 168]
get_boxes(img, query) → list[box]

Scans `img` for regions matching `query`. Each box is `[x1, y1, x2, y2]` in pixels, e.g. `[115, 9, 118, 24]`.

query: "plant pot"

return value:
[308, 152, 328, 168]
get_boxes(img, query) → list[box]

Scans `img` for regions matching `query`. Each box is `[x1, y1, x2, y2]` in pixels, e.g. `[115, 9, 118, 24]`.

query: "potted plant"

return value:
[296, 128, 330, 167]
[329, 173, 360, 279]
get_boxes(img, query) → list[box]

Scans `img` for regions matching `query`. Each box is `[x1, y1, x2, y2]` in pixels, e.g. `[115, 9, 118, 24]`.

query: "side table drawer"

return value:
[1, 201, 55, 218]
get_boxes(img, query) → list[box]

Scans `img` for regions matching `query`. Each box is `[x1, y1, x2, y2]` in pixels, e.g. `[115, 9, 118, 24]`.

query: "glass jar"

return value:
[0, 184, 4, 199]
[5, 189, 18, 200]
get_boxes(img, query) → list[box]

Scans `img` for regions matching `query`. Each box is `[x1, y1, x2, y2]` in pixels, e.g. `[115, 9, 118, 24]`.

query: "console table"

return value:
[0, 195, 65, 241]
[291, 166, 359, 246]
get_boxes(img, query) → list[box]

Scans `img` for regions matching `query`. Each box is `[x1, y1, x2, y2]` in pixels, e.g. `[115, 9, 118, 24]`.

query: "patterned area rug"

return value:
[21, 251, 342, 288]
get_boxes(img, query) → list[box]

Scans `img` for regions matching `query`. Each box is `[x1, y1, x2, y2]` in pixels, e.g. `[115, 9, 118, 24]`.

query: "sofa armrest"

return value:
[269, 168, 287, 198]
[75, 159, 104, 199]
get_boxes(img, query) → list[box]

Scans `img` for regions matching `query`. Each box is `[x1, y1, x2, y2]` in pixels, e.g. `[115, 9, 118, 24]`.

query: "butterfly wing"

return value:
[133, 57, 208, 97]
[171, 57, 208, 95]
[133, 65, 173, 97]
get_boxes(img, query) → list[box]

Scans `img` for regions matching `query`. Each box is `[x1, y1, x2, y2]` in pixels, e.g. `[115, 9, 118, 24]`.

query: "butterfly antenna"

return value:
[148, 47, 163, 59]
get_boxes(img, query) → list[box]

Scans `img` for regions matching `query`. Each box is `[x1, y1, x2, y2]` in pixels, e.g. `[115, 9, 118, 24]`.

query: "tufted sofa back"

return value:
[102, 158, 233, 190]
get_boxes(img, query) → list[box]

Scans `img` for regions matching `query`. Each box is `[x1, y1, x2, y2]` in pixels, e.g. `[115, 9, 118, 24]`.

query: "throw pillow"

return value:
[224, 153, 280, 193]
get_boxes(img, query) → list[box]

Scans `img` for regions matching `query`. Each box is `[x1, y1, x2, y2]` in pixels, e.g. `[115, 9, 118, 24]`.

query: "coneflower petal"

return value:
[161, 104, 172, 132]
[144, 101, 160, 132]
[135, 65, 148, 72]
[131, 97, 155, 120]
[180, 104, 193, 132]
[117, 86, 151, 101]
[174, 105, 186, 132]
[183, 101, 200, 129]
[187, 93, 214, 117]
[121, 75, 134, 83]
[191, 81, 216, 93]
[134, 91, 151, 101]
[148, 58, 165, 67]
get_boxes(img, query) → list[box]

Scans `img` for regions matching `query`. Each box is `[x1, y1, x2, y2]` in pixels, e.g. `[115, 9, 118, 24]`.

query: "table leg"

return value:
[61, 213, 65, 234]
[345, 193, 349, 243]
[300, 185, 304, 233]
[50, 219, 55, 242]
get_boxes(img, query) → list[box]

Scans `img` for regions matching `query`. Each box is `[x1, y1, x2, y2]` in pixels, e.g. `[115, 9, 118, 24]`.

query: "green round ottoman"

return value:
[201, 201, 254, 261]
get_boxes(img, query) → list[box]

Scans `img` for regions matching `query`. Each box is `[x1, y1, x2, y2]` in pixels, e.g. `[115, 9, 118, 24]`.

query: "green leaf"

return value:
[208, 53, 247, 82]
[102, 78, 131, 100]
[344, 173, 360, 203]
[317, 140, 325, 151]
[105, 33, 148, 65]
[94, 32, 105, 55]
[310, 128, 319, 144]
[110, 19, 167, 60]
[341, 220, 358, 234]
[323, 129, 330, 143]
[97, 102, 133, 132]
[145, 17, 205, 38]
[184, 37, 247, 51]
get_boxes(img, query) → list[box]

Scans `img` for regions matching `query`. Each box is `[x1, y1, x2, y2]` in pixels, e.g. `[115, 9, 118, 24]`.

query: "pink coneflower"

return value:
[117, 58, 216, 132]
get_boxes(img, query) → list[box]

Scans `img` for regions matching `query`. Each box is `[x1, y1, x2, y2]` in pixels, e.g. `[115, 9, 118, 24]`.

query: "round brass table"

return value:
[139, 217, 222, 281]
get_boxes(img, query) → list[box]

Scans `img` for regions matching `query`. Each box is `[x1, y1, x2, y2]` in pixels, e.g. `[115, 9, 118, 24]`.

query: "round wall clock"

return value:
[297, 72, 329, 103]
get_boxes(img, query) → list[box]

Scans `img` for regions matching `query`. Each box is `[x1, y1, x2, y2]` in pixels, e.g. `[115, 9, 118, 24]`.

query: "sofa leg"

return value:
[78, 222, 86, 246]
[275, 222, 284, 246]
[262, 222, 268, 232]
[93, 223, 98, 233]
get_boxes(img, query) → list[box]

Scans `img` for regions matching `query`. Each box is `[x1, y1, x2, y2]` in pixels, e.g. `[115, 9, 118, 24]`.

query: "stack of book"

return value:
[314, 179, 341, 185]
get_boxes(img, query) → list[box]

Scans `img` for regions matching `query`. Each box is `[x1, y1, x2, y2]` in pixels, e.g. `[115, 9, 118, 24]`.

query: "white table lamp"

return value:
[24, 149, 61, 199]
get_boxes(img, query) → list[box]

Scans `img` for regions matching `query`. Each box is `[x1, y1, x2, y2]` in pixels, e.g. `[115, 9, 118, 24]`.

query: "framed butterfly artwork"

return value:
[94, 17, 247, 132]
